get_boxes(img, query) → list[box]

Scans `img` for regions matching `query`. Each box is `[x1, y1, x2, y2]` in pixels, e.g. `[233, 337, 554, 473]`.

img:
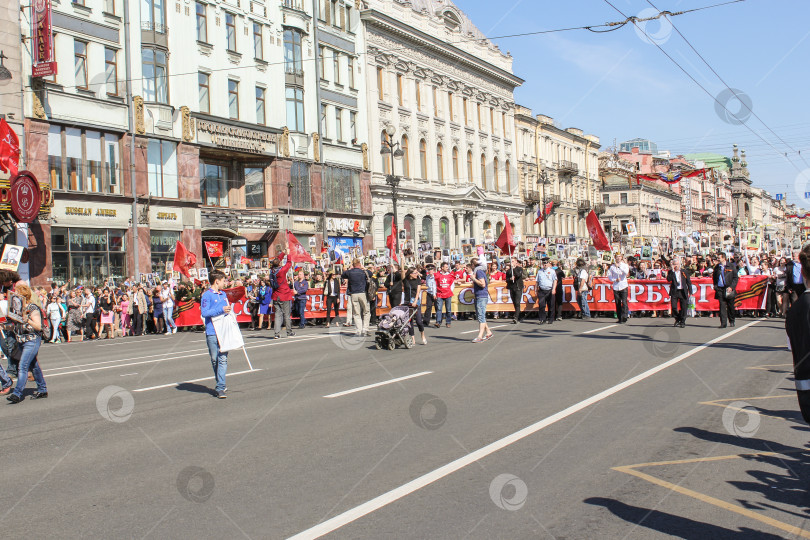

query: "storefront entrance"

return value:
[51, 227, 127, 285]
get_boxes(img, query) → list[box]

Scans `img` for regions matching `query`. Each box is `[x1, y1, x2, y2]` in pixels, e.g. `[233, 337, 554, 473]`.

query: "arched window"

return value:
[401, 135, 410, 177]
[493, 157, 500, 192]
[483, 220, 492, 241]
[439, 217, 450, 249]
[496, 221, 503, 237]
[404, 214, 415, 241]
[421, 216, 433, 243]
[504, 159, 511, 192]
[383, 212, 393, 240]
[381, 130, 391, 173]
[436, 143, 444, 183]
[480, 154, 487, 190]
[452, 147, 459, 182]
[466, 150, 473, 183]
[419, 139, 427, 180]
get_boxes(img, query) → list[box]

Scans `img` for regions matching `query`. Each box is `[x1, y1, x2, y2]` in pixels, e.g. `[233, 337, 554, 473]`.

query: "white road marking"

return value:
[119, 373, 139, 377]
[323, 372, 433, 399]
[582, 324, 618, 334]
[132, 369, 261, 392]
[287, 319, 763, 540]
[460, 324, 508, 335]
[96, 336, 175, 347]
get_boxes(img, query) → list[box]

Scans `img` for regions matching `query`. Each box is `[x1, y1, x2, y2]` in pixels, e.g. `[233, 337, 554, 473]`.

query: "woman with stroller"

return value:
[402, 266, 427, 345]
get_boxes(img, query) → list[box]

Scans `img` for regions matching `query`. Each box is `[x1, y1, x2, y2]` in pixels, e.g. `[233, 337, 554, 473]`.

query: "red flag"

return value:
[535, 200, 554, 225]
[386, 223, 398, 263]
[173, 241, 197, 278]
[495, 213, 516, 255]
[223, 286, 246, 303]
[585, 210, 610, 251]
[204, 241, 223, 258]
[285, 230, 315, 264]
[240, 256, 252, 265]
[0, 119, 20, 176]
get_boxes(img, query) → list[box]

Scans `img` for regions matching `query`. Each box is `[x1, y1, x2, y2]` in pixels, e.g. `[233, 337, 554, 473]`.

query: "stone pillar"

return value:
[25, 119, 51, 285]
[29, 222, 51, 286]
[177, 143, 200, 202]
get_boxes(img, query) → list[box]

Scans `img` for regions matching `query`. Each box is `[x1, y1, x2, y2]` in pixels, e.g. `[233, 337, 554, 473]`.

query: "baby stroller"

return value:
[375, 306, 416, 350]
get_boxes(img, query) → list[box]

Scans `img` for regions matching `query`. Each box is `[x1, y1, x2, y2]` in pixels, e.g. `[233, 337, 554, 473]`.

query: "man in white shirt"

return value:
[535, 259, 557, 324]
[607, 253, 630, 323]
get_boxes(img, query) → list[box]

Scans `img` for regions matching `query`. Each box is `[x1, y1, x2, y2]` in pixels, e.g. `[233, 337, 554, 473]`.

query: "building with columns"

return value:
[361, 0, 524, 254]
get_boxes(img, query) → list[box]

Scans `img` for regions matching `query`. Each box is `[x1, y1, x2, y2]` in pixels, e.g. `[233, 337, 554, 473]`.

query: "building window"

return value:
[48, 126, 121, 194]
[381, 130, 390, 173]
[285, 87, 304, 131]
[104, 0, 116, 14]
[334, 107, 343, 141]
[320, 103, 327, 138]
[283, 29, 303, 75]
[228, 79, 239, 119]
[74, 41, 88, 90]
[347, 56, 355, 88]
[253, 23, 263, 60]
[480, 154, 487, 190]
[620, 193, 628, 205]
[349, 111, 357, 142]
[436, 143, 444, 183]
[397, 74, 403, 106]
[433, 86, 439, 117]
[292, 161, 312, 209]
[419, 139, 427, 180]
[245, 166, 264, 208]
[200, 160, 229, 207]
[147, 139, 178, 198]
[452, 147, 459, 181]
[225, 12, 237, 51]
[104, 48, 119, 96]
[324, 166, 360, 213]
[440, 217, 450, 249]
[490, 108, 495, 134]
[377, 67, 384, 100]
[196, 2, 207, 42]
[493, 157, 499, 191]
[477, 103, 482, 130]
[504, 159, 510, 192]
[141, 0, 166, 32]
[404, 215, 415, 242]
[463, 98, 468, 125]
[603, 194, 609, 205]
[422, 216, 433, 243]
[466, 150, 473, 183]
[502, 112, 507, 138]
[318, 46, 325, 79]
[142, 48, 168, 103]
[150, 231, 181, 275]
[255, 86, 265, 124]
[383, 213, 393, 240]
[198, 72, 210, 113]
[333, 51, 341, 84]
[448, 92, 454, 121]
[51, 227, 127, 286]
[400, 135, 409, 177]
[415, 80, 421, 111]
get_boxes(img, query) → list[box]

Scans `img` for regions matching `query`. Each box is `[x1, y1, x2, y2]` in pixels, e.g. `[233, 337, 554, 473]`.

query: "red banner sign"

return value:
[32, 0, 56, 77]
[205, 241, 223, 258]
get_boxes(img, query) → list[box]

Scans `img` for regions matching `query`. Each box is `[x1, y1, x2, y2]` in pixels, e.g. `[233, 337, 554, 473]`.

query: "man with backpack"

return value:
[270, 248, 295, 339]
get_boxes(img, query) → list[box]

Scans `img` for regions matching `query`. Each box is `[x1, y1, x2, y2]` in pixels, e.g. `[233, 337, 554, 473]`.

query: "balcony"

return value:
[577, 200, 591, 214]
[548, 195, 561, 205]
[594, 203, 606, 215]
[524, 189, 541, 203]
[282, 0, 304, 9]
[557, 160, 578, 175]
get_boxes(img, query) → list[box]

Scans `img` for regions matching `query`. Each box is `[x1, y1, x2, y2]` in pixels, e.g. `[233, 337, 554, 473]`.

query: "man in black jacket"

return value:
[713, 252, 739, 328]
[504, 258, 525, 324]
[667, 257, 692, 328]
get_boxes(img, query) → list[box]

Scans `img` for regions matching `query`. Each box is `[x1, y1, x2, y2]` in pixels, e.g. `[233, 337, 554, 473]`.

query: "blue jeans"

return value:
[164, 305, 177, 331]
[12, 336, 46, 398]
[578, 291, 591, 318]
[205, 334, 228, 393]
[295, 298, 307, 328]
[435, 297, 452, 325]
[0, 361, 11, 389]
[474, 297, 488, 324]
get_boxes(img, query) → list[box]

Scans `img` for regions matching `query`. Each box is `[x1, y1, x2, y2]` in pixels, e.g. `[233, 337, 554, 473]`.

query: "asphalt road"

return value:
[0, 313, 804, 539]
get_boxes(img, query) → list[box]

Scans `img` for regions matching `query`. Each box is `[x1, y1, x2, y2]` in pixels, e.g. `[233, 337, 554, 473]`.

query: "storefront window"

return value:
[48, 126, 121, 194]
[200, 160, 229, 207]
[52, 227, 127, 285]
[291, 161, 311, 209]
[148, 139, 178, 198]
[150, 230, 180, 275]
[323, 166, 360, 214]
[245, 166, 265, 208]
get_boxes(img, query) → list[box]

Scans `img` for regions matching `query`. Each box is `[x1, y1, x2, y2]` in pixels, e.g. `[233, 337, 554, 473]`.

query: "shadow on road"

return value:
[175, 382, 217, 396]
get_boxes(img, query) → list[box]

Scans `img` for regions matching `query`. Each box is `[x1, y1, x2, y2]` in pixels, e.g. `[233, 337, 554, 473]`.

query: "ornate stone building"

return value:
[361, 0, 524, 253]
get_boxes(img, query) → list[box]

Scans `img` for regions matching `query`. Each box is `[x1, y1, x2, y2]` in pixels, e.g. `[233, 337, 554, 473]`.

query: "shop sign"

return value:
[195, 119, 278, 155]
[32, 0, 57, 78]
[53, 199, 129, 227]
[149, 206, 182, 229]
[9, 172, 41, 223]
[326, 218, 368, 234]
[292, 216, 319, 233]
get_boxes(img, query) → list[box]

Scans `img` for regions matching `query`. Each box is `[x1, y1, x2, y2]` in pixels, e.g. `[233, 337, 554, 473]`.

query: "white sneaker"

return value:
[172, 328, 177, 334]
[165, 331, 171, 335]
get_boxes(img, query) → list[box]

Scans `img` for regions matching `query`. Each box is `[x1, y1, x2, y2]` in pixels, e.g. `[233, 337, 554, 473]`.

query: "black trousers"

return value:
[671, 290, 688, 324]
[408, 307, 425, 336]
[508, 286, 522, 321]
[325, 296, 339, 323]
[84, 314, 98, 339]
[614, 289, 628, 322]
[422, 294, 436, 322]
[536, 288, 555, 323]
[716, 288, 736, 326]
[369, 298, 378, 325]
[132, 306, 143, 335]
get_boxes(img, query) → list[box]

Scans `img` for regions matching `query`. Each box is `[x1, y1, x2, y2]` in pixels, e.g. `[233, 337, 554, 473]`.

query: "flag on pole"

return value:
[173, 241, 197, 278]
[535, 200, 554, 225]
[386, 223, 398, 263]
[204, 241, 224, 258]
[0, 119, 20, 176]
[495, 213, 516, 255]
[585, 210, 610, 251]
[285, 230, 315, 263]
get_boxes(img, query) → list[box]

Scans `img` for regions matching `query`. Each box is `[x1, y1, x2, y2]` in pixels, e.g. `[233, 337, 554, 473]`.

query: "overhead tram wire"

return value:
[644, 0, 810, 169]
[0, 0, 749, 99]
[601, 0, 805, 175]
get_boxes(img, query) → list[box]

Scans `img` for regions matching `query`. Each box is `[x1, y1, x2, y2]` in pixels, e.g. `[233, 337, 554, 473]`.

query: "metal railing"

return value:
[524, 189, 541, 203]
[558, 160, 578, 174]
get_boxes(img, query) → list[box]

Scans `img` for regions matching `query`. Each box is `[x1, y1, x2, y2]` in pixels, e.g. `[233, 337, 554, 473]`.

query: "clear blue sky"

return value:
[457, 0, 810, 207]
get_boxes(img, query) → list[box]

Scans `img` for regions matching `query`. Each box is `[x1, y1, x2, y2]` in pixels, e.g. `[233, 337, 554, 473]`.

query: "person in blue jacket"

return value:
[257, 279, 273, 330]
[200, 270, 231, 399]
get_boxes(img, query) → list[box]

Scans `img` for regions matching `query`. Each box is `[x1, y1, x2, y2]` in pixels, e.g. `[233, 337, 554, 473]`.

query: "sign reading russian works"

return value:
[195, 119, 277, 155]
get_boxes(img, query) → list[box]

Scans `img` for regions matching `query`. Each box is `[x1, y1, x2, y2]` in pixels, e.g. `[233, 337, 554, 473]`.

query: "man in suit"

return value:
[505, 258, 525, 324]
[713, 252, 739, 328]
[667, 257, 692, 328]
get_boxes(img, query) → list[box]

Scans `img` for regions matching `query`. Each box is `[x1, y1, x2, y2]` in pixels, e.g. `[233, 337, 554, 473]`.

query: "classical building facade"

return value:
[361, 0, 524, 254]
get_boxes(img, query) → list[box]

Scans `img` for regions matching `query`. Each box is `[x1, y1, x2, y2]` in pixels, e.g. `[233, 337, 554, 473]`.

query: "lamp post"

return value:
[537, 168, 548, 238]
[380, 124, 403, 259]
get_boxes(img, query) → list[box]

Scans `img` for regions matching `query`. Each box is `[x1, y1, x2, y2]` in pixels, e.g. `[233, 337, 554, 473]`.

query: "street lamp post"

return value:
[537, 169, 548, 239]
[380, 124, 403, 260]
